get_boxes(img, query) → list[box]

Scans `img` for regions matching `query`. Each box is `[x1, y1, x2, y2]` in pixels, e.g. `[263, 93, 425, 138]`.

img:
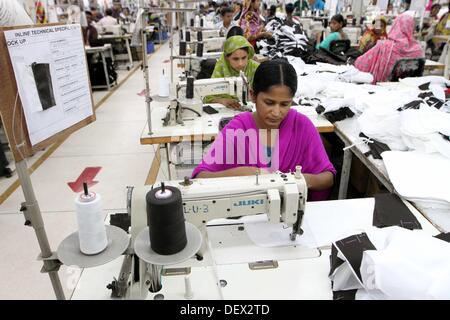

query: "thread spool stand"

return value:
[134, 223, 202, 266]
[57, 225, 130, 268]
[57, 183, 130, 268]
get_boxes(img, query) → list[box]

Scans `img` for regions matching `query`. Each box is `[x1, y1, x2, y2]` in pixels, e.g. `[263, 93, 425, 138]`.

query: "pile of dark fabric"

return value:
[256, 19, 312, 59]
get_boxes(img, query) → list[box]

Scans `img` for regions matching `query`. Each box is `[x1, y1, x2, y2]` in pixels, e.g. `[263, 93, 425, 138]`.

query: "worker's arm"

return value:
[303, 171, 334, 191]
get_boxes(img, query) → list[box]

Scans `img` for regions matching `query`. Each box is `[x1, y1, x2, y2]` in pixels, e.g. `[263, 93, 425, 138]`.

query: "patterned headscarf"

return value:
[239, 0, 262, 38]
[359, 16, 388, 53]
[355, 14, 423, 83]
[35, 1, 47, 24]
[211, 35, 258, 81]
[204, 36, 260, 103]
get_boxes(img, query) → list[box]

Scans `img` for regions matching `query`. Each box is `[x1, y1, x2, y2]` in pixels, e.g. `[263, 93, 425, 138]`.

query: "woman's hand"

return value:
[216, 98, 242, 110]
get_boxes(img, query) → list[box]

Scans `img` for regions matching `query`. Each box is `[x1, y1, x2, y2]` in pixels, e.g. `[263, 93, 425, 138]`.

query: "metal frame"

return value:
[334, 123, 394, 200]
[87, 44, 116, 91]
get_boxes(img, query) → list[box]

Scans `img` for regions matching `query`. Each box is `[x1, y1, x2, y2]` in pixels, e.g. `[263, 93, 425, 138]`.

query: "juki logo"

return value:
[233, 199, 264, 207]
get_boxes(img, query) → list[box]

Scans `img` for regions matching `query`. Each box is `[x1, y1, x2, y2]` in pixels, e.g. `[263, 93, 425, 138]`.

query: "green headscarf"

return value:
[204, 36, 260, 104]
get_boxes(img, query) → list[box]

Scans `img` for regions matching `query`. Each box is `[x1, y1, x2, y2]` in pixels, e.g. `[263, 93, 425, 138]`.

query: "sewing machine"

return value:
[172, 51, 222, 78]
[188, 37, 226, 53]
[162, 74, 251, 127]
[126, 169, 308, 298]
[96, 24, 123, 36]
[175, 75, 250, 107]
[188, 29, 222, 41]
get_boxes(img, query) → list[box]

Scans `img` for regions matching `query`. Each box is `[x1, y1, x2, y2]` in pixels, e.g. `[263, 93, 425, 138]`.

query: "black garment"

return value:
[373, 193, 422, 230]
[88, 57, 117, 86]
[0, 142, 11, 178]
[334, 233, 377, 283]
[196, 58, 216, 80]
[359, 132, 390, 160]
[316, 105, 355, 123]
[31, 63, 56, 110]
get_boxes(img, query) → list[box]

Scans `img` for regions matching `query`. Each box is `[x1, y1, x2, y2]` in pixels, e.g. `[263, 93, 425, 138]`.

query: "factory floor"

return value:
[0, 38, 180, 299]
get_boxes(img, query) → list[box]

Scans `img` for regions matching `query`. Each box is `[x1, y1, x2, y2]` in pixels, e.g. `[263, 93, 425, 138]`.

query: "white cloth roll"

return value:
[75, 192, 108, 255]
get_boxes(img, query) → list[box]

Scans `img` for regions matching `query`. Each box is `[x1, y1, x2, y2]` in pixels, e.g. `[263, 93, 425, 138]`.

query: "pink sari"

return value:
[239, 0, 262, 43]
[354, 14, 424, 84]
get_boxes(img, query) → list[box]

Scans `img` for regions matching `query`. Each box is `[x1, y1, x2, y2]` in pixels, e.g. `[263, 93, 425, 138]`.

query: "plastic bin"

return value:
[147, 41, 155, 54]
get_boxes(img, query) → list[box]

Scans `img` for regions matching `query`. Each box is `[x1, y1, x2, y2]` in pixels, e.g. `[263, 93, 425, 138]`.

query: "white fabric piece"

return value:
[0, 0, 33, 26]
[399, 106, 450, 158]
[358, 226, 450, 300]
[382, 151, 450, 204]
[399, 76, 450, 88]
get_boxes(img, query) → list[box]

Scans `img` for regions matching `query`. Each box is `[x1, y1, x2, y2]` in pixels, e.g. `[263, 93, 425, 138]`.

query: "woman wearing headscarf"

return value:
[359, 16, 388, 54]
[239, 0, 272, 47]
[203, 35, 260, 109]
[354, 13, 424, 84]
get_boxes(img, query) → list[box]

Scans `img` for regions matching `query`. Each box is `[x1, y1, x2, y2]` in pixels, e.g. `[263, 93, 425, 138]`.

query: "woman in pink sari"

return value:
[239, 0, 272, 47]
[192, 60, 335, 201]
[354, 13, 424, 84]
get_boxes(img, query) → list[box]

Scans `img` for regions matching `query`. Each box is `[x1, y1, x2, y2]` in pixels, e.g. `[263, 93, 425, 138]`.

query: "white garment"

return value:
[215, 20, 237, 37]
[0, 0, 33, 26]
[331, 226, 450, 299]
[382, 151, 450, 205]
[359, 226, 450, 300]
[96, 15, 118, 27]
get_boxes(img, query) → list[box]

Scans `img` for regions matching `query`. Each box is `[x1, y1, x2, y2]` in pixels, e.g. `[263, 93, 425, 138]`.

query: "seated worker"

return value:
[284, 3, 301, 28]
[293, 0, 309, 15]
[354, 13, 424, 83]
[427, 3, 450, 54]
[265, 5, 278, 24]
[217, 6, 237, 37]
[359, 16, 388, 54]
[310, 0, 325, 11]
[96, 9, 118, 27]
[203, 35, 260, 109]
[239, 0, 272, 47]
[193, 59, 335, 201]
[90, 6, 103, 22]
[316, 14, 347, 51]
[83, 11, 101, 47]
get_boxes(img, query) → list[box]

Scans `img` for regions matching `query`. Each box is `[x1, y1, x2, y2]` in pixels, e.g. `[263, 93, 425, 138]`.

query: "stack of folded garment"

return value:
[357, 76, 450, 158]
[330, 226, 450, 300]
[257, 19, 311, 59]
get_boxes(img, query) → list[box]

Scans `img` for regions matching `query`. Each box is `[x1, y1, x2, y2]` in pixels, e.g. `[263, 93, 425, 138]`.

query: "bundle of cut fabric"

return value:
[311, 81, 379, 123]
[357, 76, 450, 159]
[256, 19, 311, 59]
[288, 59, 375, 100]
[330, 226, 450, 300]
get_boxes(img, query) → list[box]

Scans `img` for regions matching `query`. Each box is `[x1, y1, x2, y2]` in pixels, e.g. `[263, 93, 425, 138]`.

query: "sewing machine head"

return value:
[127, 169, 307, 298]
[98, 24, 123, 36]
[130, 168, 307, 242]
[163, 74, 252, 126]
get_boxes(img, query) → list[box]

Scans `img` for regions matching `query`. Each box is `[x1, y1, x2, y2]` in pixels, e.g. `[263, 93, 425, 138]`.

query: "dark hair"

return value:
[431, 4, 441, 11]
[252, 59, 297, 97]
[90, 7, 97, 11]
[226, 26, 244, 38]
[85, 11, 92, 16]
[269, 5, 276, 15]
[285, 3, 295, 14]
[226, 46, 249, 57]
[105, 9, 113, 16]
[330, 14, 346, 27]
[221, 6, 234, 16]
